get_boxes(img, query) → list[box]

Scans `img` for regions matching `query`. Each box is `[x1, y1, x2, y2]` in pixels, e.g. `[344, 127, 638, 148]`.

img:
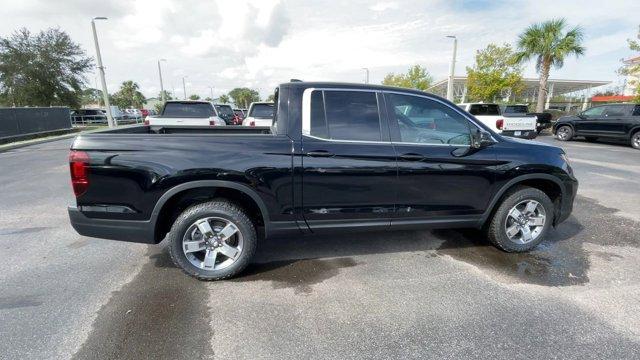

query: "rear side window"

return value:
[634, 105, 640, 116]
[309, 90, 381, 141]
[162, 103, 213, 117]
[468, 104, 500, 116]
[249, 104, 274, 118]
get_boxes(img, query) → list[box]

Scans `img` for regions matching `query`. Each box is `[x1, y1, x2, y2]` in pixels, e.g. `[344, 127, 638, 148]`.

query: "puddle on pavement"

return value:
[0, 295, 43, 310]
[236, 257, 359, 294]
[0, 226, 49, 236]
[434, 196, 640, 287]
[73, 247, 214, 360]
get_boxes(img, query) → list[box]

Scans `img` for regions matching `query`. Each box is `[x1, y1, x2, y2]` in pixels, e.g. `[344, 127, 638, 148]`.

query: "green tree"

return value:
[619, 26, 640, 102]
[188, 94, 200, 100]
[80, 88, 104, 106]
[0, 28, 93, 107]
[228, 87, 260, 108]
[515, 18, 585, 112]
[204, 97, 213, 102]
[466, 43, 524, 102]
[382, 65, 433, 90]
[111, 80, 145, 109]
[158, 90, 173, 101]
[218, 94, 230, 104]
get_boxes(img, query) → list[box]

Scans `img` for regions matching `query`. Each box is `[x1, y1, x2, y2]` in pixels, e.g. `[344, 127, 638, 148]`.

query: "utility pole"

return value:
[92, 17, 115, 127]
[362, 68, 370, 84]
[209, 86, 214, 100]
[158, 59, 166, 103]
[446, 35, 457, 102]
[182, 76, 188, 100]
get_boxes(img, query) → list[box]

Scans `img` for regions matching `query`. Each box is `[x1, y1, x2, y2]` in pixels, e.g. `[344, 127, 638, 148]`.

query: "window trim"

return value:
[302, 88, 388, 144]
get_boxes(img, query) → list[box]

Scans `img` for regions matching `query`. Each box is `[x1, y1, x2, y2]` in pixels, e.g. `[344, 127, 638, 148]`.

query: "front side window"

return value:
[309, 90, 381, 142]
[582, 106, 605, 117]
[387, 93, 472, 146]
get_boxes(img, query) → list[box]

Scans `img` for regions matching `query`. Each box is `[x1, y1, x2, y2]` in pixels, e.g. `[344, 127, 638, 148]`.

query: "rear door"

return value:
[300, 88, 396, 231]
[384, 92, 498, 223]
[600, 105, 633, 137]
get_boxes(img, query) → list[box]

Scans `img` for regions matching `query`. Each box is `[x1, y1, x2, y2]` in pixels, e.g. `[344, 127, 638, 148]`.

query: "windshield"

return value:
[163, 102, 214, 117]
[503, 105, 528, 114]
[214, 105, 234, 118]
[468, 104, 500, 116]
[249, 103, 274, 119]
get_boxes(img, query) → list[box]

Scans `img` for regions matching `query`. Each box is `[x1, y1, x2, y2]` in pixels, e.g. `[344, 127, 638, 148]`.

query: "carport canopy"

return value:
[426, 76, 610, 107]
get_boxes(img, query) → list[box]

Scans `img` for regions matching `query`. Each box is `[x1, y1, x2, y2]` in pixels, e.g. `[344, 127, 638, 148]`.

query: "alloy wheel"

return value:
[182, 217, 243, 271]
[504, 200, 546, 244]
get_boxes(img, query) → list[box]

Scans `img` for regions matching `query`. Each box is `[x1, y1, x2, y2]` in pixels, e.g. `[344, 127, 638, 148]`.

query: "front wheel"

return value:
[631, 132, 640, 150]
[167, 200, 257, 280]
[555, 126, 573, 141]
[487, 186, 554, 252]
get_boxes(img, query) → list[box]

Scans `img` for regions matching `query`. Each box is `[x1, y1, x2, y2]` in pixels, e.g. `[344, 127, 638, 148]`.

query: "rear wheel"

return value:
[631, 132, 640, 150]
[555, 126, 573, 141]
[487, 186, 553, 252]
[167, 200, 257, 280]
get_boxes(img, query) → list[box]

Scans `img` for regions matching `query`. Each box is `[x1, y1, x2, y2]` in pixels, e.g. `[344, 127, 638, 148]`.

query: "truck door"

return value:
[383, 92, 498, 223]
[300, 89, 396, 231]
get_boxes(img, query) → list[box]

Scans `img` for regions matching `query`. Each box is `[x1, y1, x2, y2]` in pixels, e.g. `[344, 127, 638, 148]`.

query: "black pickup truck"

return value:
[68, 82, 578, 280]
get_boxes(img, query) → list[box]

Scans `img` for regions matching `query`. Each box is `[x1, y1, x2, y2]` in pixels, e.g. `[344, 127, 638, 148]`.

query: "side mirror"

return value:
[471, 129, 495, 149]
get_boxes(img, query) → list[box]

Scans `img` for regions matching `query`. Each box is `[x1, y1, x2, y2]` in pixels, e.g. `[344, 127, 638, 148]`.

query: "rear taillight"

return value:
[250, 121, 255, 127]
[209, 120, 216, 126]
[69, 150, 90, 197]
[496, 119, 504, 130]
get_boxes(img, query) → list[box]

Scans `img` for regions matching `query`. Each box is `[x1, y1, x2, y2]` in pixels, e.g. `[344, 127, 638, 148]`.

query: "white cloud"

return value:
[370, 2, 398, 12]
[0, 0, 639, 100]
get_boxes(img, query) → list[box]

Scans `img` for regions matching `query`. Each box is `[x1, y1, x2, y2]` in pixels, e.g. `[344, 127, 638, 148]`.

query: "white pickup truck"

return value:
[145, 101, 226, 127]
[458, 103, 537, 139]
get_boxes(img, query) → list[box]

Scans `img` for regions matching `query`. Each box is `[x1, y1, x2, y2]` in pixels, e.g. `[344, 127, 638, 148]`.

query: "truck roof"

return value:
[279, 81, 440, 99]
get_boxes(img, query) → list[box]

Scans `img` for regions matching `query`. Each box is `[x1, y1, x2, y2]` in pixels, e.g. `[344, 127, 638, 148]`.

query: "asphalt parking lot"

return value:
[1, 133, 639, 359]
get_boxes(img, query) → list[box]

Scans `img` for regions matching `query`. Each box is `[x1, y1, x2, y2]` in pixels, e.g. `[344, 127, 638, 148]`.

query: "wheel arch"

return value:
[481, 174, 565, 227]
[151, 181, 270, 243]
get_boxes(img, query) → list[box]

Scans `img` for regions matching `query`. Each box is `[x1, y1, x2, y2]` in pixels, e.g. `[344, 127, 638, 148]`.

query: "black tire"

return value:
[585, 136, 598, 142]
[167, 200, 257, 280]
[487, 186, 554, 252]
[631, 131, 640, 150]
[555, 125, 573, 141]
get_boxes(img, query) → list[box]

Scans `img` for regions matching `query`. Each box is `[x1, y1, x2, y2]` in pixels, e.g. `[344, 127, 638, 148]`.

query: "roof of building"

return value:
[427, 76, 610, 97]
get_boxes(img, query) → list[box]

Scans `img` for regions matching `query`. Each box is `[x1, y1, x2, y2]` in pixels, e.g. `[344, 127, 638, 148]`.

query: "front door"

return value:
[383, 92, 498, 224]
[300, 89, 396, 231]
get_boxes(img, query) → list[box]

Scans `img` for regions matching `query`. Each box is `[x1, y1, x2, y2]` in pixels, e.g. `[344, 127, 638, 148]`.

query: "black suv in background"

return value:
[553, 103, 640, 149]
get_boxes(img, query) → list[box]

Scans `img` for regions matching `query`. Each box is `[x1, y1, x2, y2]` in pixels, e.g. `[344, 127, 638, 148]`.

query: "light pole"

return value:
[446, 35, 457, 102]
[91, 17, 115, 127]
[208, 86, 214, 100]
[362, 68, 369, 84]
[182, 76, 188, 100]
[158, 59, 166, 103]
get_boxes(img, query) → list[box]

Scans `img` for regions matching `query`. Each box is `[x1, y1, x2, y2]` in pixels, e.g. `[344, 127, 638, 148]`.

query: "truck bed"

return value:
[91, 124, 271, 135]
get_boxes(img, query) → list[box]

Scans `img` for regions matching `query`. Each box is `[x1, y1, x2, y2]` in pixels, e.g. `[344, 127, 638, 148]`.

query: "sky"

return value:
[2, 0, 639, 100]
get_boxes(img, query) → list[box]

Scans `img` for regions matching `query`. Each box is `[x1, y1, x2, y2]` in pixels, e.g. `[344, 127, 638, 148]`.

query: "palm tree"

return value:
[515, 18, 585, 112]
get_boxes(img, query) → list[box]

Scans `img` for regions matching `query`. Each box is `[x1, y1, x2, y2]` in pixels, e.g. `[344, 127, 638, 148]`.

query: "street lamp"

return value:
[182, 76, 188, 100]
[91, 17, 115, 127]
[208, 86, 214, 100]
[362, 68, 370, 84]
[158, 59, 167, 103]
[446, 35, 457, 102]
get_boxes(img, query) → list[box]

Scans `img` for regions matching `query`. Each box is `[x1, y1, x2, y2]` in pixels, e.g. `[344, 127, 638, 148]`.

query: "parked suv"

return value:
[68, 82, 578, 280]
[553, 103, 640, 149]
